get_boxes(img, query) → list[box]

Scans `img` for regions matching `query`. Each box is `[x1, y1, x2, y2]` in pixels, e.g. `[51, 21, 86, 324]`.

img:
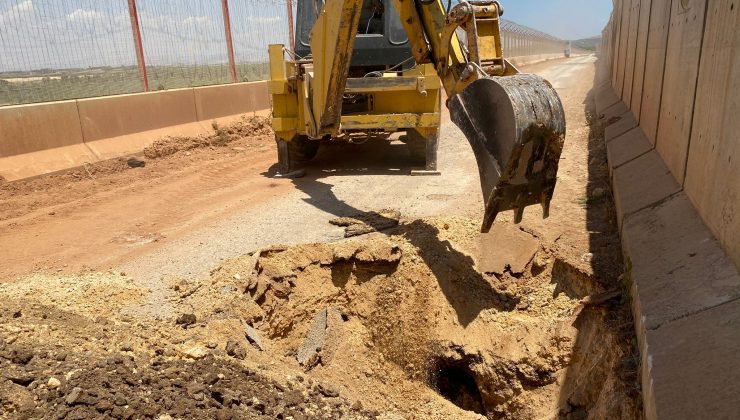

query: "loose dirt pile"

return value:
[0, 115, 274, 223]
[0, 216, 640, 419]
[143, 116, 272, 159]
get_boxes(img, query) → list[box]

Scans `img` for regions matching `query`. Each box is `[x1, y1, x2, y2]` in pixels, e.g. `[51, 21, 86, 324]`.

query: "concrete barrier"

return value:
[0, 81, 271, 181]
[638, 0, 671, 144]
[615, 0, 633, 97]
[193, 82, 269, 122]
[508, 53, 569, 67]
[0, 101, 98, 180]
[79, 88, 206, 161]
[600, 0, 740, 417]
[654, 0, 708, 182]
[629, 0, 652, 119]
[684, 0, 740, 273]
[622, 0, 641, 104]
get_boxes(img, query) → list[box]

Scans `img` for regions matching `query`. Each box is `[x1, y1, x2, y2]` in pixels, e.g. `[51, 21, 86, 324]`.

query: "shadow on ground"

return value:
[554, 59, 642, 418]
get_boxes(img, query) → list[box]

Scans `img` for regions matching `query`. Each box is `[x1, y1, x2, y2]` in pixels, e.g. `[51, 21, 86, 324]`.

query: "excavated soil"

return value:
[0, 216, 639, 419]
[0, 115, 273, 223]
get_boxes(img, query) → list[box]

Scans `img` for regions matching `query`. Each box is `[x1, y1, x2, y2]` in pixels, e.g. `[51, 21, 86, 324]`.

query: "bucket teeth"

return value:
[448, 74, 566, 232]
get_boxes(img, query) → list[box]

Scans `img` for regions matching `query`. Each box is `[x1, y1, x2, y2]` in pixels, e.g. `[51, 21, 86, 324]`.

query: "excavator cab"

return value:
[295, 0, 413, 69]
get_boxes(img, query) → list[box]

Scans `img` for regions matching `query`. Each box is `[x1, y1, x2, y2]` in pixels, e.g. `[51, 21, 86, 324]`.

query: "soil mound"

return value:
[0, 217, 639, 419]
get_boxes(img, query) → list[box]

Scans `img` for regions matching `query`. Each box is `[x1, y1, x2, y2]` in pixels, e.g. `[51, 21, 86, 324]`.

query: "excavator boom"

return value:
[305, 0, 566, 231]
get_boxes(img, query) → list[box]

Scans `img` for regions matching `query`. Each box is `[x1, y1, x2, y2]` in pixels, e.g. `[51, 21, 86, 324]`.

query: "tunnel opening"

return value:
[429, 357, 486, 415]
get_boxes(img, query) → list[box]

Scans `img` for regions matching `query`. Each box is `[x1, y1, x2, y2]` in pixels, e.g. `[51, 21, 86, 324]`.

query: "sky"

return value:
[0, 0, 612, 72]
[501, 0, 613, 40]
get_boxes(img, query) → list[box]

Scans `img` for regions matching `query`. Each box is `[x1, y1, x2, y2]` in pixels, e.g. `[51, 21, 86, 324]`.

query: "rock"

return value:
[119, 341, 134, 352]
[4, 368, 35, 386]
[297, 308, 344, 369]
[317, 383, 340, 398]
[225, 341, 246, 360]
[244, 324, 265, 351]
[233, 273, 242, 280]
[590, 187, 606, 199]
[581, 253, 594, 263]
[10, 348, 34, 365]
[175, 313, 197, 327]
[127, 157, 146, 168]
[478, 224, 540, 275]
[66, 387, 83, 405]
[183, 346, 208, 360]
[96, 400, 113, 412]
[48, 377, 61, 389]
[329, 209, 401, 238]
[204, 372, 220, 385]
[221, 285, 238, 294]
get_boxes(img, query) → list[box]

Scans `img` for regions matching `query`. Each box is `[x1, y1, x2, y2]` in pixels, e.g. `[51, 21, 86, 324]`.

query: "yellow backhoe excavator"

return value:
[269, 0, 565, 232]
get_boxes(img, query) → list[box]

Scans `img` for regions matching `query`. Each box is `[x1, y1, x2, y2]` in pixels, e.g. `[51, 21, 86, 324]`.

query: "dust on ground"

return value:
[0, 115, 273, 223]
[0, 216, 639, 419]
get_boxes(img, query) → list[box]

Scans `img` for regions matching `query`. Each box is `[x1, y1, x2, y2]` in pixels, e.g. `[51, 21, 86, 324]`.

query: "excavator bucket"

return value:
[448, 74, 566, 233]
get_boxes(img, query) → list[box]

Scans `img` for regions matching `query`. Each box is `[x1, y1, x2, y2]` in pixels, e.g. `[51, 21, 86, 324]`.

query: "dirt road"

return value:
[1, 56, 594, 286]
[0, 55, 640, 419]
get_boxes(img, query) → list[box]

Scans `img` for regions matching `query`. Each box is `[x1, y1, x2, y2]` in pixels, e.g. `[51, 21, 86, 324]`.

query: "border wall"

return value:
[0, 81, 269, 181]
[0, 50, 575, 182]
[598, 0, 740, 418]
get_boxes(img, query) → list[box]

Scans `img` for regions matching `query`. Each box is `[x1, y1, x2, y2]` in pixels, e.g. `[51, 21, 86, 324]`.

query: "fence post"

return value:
[127, 0, 149, 92]
[287, 0, 295, 51]
[221, 0, 238, 83]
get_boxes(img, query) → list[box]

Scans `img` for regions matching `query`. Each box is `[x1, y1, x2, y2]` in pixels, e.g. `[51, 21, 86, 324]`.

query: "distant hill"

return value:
[571, 36, 602, 52]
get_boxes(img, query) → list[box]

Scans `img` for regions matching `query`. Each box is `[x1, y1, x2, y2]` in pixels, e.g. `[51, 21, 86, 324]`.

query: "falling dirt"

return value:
[0, 216, 639, 419]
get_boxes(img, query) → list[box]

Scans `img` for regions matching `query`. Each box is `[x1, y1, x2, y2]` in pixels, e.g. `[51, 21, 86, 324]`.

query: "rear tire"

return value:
[276, 135, 319, 174]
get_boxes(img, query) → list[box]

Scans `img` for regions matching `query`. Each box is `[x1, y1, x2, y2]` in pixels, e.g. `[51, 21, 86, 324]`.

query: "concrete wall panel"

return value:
[630, 0, 653, 118]
[685, 0, 740, 267]
[76, 88, 198, 143]
[615, 0, 633, 97]
[0, 81, 271, 181]
[655, 0, 709, 182]
[194, 81, 270, 122]
[612, 0, 625, 87]
[0, 101, 84, 157]
[639, 0, 672, 143]
[622, 0, 642, 104]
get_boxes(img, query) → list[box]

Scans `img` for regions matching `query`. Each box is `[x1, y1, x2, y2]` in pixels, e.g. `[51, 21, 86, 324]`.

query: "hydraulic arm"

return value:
[299, 0, 566, 231]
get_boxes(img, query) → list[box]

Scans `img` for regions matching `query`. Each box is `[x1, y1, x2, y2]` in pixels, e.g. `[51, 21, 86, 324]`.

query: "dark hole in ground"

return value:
[429, 357, 485, 415]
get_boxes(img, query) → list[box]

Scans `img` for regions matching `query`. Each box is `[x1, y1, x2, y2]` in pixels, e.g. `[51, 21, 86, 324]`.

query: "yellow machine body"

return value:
[268, 0, 567, 232]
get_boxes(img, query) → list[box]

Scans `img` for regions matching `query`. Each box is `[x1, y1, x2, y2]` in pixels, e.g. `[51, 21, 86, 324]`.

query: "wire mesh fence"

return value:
[0, 0, 290, 106]
[500, 19, 566, 57]
[0, 0, 567, 107]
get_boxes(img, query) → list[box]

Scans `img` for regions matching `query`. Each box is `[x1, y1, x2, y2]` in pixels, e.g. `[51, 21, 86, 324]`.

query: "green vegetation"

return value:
[572, 37, 601, 52]
[0, 62, 270, 106]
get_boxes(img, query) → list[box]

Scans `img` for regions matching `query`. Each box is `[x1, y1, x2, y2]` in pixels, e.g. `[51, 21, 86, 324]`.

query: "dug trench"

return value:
[0, 216, 640, 419]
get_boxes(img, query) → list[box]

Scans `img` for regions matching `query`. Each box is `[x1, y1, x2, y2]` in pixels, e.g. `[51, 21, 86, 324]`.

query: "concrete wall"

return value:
[0, 81, 270, 181]
[604, 0, 739, 271]
[599, 0, 740, 418]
